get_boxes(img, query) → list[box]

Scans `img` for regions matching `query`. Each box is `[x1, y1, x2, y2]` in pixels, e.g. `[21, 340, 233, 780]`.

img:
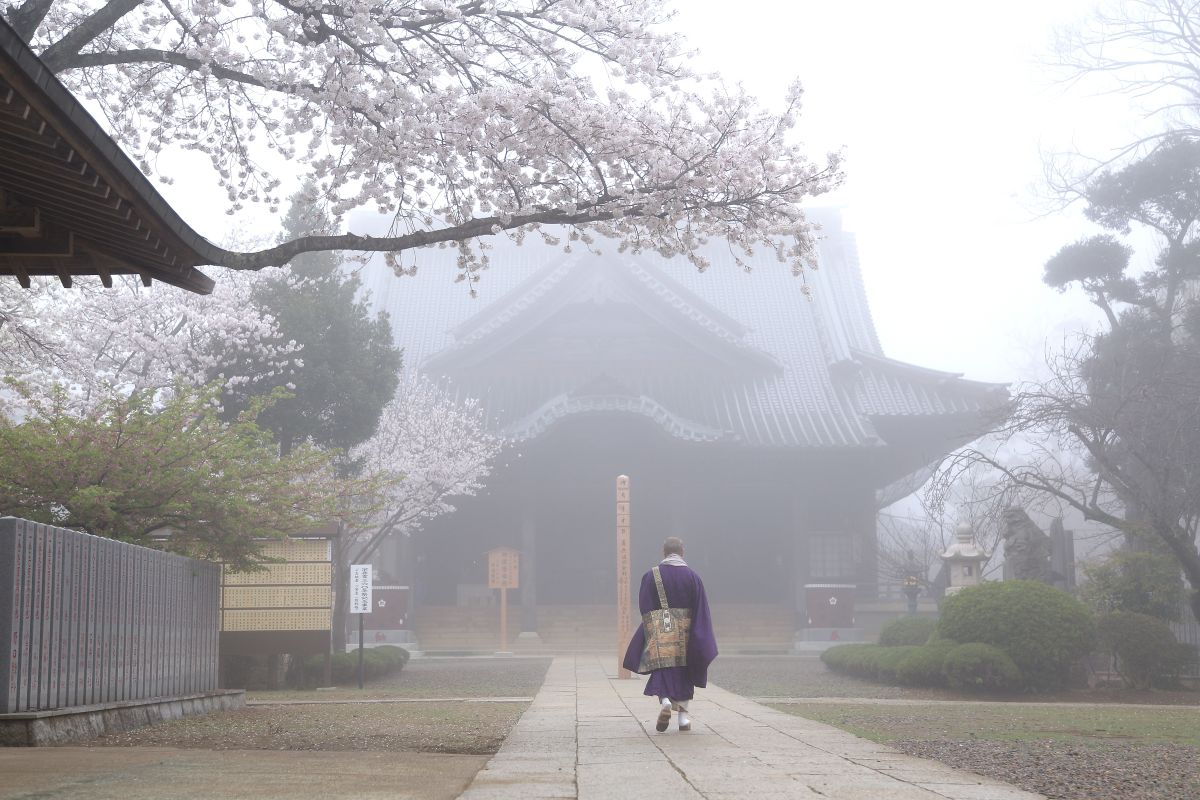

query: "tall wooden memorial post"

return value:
[488, 547, 519, 653]
[616, 475, 633, 679]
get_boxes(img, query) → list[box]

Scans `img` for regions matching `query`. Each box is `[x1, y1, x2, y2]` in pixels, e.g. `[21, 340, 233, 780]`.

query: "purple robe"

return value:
[622, 562, 718, 701]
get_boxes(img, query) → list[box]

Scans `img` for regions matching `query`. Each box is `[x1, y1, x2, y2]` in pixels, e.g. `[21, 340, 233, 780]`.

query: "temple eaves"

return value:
[0, 18, 228, 294]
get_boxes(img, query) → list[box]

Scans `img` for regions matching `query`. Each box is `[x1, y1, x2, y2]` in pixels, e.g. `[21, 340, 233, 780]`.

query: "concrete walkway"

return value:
[461, 656, 1046, 800]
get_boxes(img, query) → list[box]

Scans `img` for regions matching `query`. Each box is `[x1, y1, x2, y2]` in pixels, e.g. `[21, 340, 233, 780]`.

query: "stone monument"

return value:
[1000, 508, 1053, 583]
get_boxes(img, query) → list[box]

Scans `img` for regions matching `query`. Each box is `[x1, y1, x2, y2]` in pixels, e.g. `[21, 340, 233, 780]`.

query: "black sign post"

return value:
[357, 614, 364, 689]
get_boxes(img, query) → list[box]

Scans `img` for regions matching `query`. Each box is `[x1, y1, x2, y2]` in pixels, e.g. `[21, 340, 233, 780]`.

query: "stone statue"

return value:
[1001, 508, 1053, 583]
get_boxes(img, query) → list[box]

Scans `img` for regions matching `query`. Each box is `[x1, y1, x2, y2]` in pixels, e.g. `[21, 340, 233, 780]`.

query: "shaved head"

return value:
[663, 537, 684, 556]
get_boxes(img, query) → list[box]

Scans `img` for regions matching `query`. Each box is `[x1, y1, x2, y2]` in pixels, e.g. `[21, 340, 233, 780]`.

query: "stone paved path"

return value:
[460, 656, 1046, 800]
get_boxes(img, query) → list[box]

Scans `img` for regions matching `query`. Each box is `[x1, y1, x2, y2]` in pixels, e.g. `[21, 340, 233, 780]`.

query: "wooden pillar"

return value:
[791, 493, 808, 632]
[852, 491, 879, 600]
[519, 510, 538, 638]
[616, 475, 632, 679]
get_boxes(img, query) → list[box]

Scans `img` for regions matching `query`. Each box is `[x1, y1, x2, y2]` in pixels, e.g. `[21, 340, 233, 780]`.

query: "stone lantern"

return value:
[941, 524, 989, 597]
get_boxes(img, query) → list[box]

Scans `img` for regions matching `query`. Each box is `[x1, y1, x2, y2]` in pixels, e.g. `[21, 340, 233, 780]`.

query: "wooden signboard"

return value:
[219, 536, 333, 657]
[487, 547, 519, 651]
[487, 547, 519, 590]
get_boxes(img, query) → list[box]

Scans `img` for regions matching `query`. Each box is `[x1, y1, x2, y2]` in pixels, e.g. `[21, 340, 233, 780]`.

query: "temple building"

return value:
[360, 211, 1006, 650]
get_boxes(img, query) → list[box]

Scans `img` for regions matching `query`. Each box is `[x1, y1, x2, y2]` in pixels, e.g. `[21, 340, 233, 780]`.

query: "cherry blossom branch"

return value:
[39, 0, 146, 72]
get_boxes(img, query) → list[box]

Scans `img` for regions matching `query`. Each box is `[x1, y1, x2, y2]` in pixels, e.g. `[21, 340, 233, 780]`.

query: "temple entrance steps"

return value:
[411, 604, 796, 654]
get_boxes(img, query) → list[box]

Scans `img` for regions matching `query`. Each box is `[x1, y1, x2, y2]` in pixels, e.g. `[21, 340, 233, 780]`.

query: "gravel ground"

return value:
[79, 657, 553, 755]
[716, 657, 1199, 799]
[249, 656, 552, 702]
[748, 662, 1200, 800]
[84, 701, 524, 754]
[902, 739, 1200, 800]
[773, 701, 1200, 800]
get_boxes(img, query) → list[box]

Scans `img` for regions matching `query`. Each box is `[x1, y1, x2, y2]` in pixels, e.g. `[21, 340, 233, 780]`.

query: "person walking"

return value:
[622, 537, 718, 732]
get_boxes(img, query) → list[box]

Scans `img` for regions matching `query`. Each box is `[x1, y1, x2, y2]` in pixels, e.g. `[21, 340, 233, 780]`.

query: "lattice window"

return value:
[808, 534, 855, 579]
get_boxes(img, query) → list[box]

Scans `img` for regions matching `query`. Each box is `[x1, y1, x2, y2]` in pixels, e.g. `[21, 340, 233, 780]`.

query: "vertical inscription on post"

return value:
[616, 475, 632, 679]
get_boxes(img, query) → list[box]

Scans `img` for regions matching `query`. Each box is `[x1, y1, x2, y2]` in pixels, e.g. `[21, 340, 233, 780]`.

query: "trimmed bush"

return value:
[1096, 611, 1192, 689]
[936, 581, 1095, 690]
[290, 645, 409, 687]
[821, 644, 929, 684]
[942, 643, 1022, 692]
[878, 617, 937, 647]
[871, 645, 922, 682]
[895, 640, 955, 687]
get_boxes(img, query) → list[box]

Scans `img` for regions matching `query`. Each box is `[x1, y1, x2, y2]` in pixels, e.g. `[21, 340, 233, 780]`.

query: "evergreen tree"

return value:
[221, 190, 401, 456]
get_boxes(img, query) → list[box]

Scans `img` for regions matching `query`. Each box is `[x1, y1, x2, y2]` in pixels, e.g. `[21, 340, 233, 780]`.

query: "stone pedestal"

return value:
[792, 627, 865, 654]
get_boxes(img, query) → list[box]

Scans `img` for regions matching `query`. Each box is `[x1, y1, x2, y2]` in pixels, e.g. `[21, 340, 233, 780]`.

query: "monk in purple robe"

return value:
[623, 537, 718, 732]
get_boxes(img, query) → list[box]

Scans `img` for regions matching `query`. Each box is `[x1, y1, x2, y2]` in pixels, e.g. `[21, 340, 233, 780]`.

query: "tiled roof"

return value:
[358, 209, 1007, 450]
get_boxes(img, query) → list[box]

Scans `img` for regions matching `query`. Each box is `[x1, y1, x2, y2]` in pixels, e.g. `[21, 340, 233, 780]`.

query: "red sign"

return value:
[365, 585, 410, 630]
[804, 583, 856, 628]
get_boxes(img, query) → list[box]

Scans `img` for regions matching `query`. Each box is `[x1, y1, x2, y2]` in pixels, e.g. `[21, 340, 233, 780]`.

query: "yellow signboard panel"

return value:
[222, 562, 332, 586]
[220, 538, 334, 632]
[222, 585, 331, 609]
[222, 609, 333, 631]
[256, 540, 330, 561]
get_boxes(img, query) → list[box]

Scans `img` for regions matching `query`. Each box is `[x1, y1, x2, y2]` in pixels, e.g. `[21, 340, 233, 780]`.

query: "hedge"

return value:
[290, 645, 410, 687]
[822, 641, 1021, 691]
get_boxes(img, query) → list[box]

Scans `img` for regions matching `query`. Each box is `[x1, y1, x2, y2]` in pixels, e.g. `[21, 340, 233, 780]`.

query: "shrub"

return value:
[1081, 550, 1185, 622]
[936, 581, 1095, 690]
[821, 644, 926, 683]
[821, 644, 879, 680]
[289, 645, 409, 687]
[1096, 611, 1191, 690]
[895, 641, 955, 687]
[871, 646, 922, 682]
[1161, 642, 1199, 687]
[942, 643, 1022, 692]
[878, 617, 937, 647]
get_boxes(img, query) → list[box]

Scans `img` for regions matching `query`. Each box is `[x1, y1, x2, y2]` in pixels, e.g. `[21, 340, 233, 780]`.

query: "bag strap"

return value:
[651, 566, 670, 611]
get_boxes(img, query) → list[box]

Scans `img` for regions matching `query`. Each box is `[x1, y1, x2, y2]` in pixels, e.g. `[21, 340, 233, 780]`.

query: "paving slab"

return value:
[461, 655, 1046, 800]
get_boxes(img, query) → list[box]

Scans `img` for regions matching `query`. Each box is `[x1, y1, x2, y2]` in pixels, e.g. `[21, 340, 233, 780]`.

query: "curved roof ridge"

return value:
[849, 348, 1008, 390]
[505, 391, 733, 443]
[447, 253, 580, 347]
[624, 256, 750, 343]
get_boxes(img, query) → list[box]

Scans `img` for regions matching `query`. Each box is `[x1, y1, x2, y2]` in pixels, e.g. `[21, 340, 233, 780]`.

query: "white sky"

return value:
[673, 0, 1148, 384]
[158, 0, 1164, 386]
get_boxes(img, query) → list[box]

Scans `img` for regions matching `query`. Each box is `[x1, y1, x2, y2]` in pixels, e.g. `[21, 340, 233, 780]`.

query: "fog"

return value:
[4, 0, 1175, 590]
[150, 0, 1150, 392]
[133, 0, 1176, 582]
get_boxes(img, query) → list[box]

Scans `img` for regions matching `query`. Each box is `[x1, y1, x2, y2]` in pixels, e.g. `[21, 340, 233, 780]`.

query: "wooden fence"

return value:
[0, 517, 220, 713]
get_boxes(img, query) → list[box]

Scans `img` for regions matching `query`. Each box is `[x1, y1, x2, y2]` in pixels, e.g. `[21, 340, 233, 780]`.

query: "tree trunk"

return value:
[331, 543, 349, 653]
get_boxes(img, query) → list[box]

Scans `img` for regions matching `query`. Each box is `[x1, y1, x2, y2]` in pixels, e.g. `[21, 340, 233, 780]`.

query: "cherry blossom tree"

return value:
[332, 375, 502, 639]
[0, 271, 296, 414]
[347, 375, 501, 562]
[4, 0, 842, 280]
